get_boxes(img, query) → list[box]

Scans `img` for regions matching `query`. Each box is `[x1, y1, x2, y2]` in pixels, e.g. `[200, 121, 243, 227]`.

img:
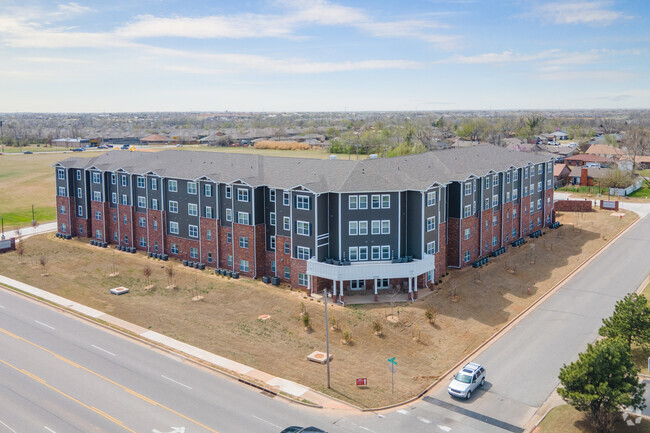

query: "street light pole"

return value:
[32, 204, 35, 226]
[1, 217, 4, 240]
[324, 289, 331, 389]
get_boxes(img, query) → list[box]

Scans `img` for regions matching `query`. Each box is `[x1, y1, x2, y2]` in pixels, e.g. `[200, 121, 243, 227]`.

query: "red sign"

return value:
[356, 378, 367, 386]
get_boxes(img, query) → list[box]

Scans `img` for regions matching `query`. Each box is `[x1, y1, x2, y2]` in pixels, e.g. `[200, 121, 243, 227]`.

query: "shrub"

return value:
[342, 330, 352, 344]
[425, 308, 437, 324]
[372, 320, 382, 335]
[301, 312, 311, 329]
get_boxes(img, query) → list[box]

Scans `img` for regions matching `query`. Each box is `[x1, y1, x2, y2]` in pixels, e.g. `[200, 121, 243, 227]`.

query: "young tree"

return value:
[558, 338, 645, 433]
[16, 242, 25, 264]
[142, 264, 152, 287]
[165, 264, 176, 288]
[39, 255, 48, 275]
[598, 293, 650, 347]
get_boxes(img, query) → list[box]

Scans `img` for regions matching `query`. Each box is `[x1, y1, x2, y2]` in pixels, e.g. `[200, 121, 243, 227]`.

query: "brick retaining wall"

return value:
[555, 200, 592, 212]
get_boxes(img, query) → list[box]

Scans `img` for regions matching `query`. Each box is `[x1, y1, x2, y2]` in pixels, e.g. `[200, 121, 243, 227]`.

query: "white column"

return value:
[332, 280, 337, 301]
[408, 277, 413, 301]
[340, 280, 344, 303]
[307, 275, 311, 295]
[374, 278, 378, 295]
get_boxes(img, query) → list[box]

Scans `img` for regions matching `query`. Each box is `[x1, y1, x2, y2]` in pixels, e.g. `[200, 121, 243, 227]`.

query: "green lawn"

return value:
[557, 185, 609, 195]
[537, 405, 650, 433]
[628, 186, 650, 199]
[0, 144, 64, 153]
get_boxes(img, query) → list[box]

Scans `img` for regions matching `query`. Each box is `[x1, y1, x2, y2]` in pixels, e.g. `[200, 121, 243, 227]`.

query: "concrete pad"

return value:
[267, 377, 309, 397]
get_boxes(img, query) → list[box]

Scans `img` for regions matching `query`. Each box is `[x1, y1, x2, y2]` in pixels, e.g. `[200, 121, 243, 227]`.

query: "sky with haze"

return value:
[0, 0, 648, 112]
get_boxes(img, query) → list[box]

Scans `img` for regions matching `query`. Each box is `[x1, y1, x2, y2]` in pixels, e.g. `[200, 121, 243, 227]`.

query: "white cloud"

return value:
[438, 48, 639, 66]
[56, 2, 92, 16]
[533, 70, 638, 81]
[526, 1, 631, 25]
[19, 56, 89, 64]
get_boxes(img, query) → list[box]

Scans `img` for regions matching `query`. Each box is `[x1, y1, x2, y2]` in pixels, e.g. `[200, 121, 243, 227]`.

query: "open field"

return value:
[535, 405, 649, 433]
[0, 145, 66, 154]
[0, 209, 637, 407]
[185, 144, 368, 160]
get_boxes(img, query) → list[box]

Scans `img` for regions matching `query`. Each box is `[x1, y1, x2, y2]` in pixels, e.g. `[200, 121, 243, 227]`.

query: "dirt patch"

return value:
[0, 209, 637, 408]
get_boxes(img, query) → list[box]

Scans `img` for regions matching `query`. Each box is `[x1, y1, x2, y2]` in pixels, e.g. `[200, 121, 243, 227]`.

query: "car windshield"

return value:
[454, 373, 472, 383]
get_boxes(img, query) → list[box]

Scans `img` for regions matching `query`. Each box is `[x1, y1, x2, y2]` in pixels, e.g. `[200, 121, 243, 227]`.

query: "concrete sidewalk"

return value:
[3, 222, 57, 240]
[0, 274, 351, 410]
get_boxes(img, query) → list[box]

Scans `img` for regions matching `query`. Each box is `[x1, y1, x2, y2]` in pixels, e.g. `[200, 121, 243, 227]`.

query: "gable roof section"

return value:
[55, 145, 552, 193]
[564, 154, 610, 163]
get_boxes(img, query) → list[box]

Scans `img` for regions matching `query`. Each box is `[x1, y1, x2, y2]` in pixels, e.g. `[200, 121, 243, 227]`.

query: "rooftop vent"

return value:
[369, 154, 379, 159]
[329, 155, 338, 160]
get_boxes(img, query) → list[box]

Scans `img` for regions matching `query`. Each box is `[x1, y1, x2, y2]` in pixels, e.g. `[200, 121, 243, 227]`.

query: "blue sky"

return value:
[0, 0, 648, 112]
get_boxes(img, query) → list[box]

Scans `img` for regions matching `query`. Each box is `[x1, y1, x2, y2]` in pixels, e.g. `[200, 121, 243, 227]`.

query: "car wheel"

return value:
[480, 377, 485, 387]
[466, 390, 471, 399]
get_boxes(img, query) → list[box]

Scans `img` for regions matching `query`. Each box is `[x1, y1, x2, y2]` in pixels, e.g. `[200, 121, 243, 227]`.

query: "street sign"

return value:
[388, 357, 397, 394]
[356, 378, 367, 386]
[388, 357, 397, 365]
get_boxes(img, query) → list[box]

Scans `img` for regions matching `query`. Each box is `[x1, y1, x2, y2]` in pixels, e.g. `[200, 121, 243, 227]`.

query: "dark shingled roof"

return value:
[55, 145, 552, 193]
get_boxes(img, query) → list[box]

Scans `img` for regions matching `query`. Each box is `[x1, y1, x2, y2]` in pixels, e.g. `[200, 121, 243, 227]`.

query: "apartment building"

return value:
[54, 146, 554, 301]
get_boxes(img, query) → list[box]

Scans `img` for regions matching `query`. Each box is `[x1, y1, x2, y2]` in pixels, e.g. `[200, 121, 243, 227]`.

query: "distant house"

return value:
[551, 130, 569, 141]
[140, 134, 171, 145]
[52, 138, 89, 148]
[568, 166, 612, 186]
[553, 164, 570, 187]
[563, 154, 610, 167]
[585, 144, 626, 159]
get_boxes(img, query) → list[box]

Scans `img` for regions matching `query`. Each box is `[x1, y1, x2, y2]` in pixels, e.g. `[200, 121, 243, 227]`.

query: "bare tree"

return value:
[623, 126, 650, 172]
[16, 242, 25, 263]
[39, 255, 48, 275]
[142, 264, 152, 288]
[165, 264, 176, 288]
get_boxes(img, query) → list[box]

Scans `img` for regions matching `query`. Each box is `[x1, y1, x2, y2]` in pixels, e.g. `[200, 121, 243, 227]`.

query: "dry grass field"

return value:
[534, 405, 649, 433]
[0, 208, 637, 407]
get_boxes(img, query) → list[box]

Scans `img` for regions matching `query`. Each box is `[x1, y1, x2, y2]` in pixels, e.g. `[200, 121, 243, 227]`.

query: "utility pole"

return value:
[0, 120, 4, 153]
[324, 289, 331, 389]
[1, 217, 4, 240]
[31, 204, 35, 226]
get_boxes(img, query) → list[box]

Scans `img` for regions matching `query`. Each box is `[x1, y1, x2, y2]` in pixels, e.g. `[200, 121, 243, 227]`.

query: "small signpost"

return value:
[388, 357, 397, 394]
[356, 378, 367, 387]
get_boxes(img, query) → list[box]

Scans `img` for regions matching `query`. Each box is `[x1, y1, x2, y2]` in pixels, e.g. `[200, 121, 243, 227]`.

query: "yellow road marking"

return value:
[0, 358, 136, 433]
[0, 327, 220, 433]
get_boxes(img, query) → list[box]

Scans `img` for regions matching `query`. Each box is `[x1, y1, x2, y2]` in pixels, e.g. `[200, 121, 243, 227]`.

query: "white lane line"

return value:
[0, 419, 17, 433]
[376, 414, 385, 418]
[438, 425, 452, 432]
[0, 305, 5, 309]
[396, 409, 409, 415]
[251, 415, 280, 429]
[359, 426, 377, 432]
[44, 427, 56, 433]
[34, 320, 55, 330]
[418, 417, 432, 424]
[161, 375, 192, 390]
[91, 345, 115, 357]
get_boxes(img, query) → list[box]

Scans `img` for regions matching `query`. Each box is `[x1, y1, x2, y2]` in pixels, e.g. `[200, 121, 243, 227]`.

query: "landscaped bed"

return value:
[0, 209, 637, 407]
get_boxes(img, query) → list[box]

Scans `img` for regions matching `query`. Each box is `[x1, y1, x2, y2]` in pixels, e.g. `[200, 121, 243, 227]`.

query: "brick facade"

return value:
[555, 200, 592, 212]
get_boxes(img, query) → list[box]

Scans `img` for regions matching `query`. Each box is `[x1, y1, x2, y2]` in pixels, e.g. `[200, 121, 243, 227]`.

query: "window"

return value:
[93, 173, 101, 184]
[237, 188, 249, 202]
[269, 189, 276, 202]
[381, 245, 390, 260]
[506, 173, 511, 184]
[60, 205, 66, 215]
[538, 182, 542, 192]
[190, 248, 198, 259]
[140, 237, 147, 247]
[464, 227, 471, 240]
[153, 220, 158, 231]
[506, 192, 510, 202]
[170, 221, 179, 234]
[382, 194, 390, 209]
[121, 175, 127, 187]
[296, 246, 311, 260]
[485, 177, 490, 189]
[138, 196, 146, 208]
[296, 195, 310, 210]
[493, 215, 498, 226]
[427, 191, 437, 206]
[296, 220, 310, 236]
[207, 229, 212, 240]
[376, 279, 389, 289]
[240, 259, 250, 272]
[154, 241, 159, 251]
[284, 266, 290, 279]
[58, 186, 66, 196]
[270, 235, 276, 251]
[226, 208, 232, 222]
[237, 212, 249, 225]
[349, 195, 358, 210]
[484, 197, 490, 210]
[121, 194, 128, 205]
[171, 243, 179, 254]
[359, 221, 368, 235]
[151, 178, 157, 190]
[283, 216, 291, 231]
[113, 213, 117, 222]
[283, 192, 290, 206]
[227, 255, 233, 267]
[513, 228, 517, 238]
[538, 165, 542, 175]
[151, 199, 158, 210]
[371, 195, 380, 209]
[514, 170, 518, 181]
[205, 206, 213, 219]
[464, 182, 472, 195]
[348, 247, 358, 261]
[76, 170, 81, 181]
[57, 169, 65, 180]
[207, 252, 212, 263]
[537, 199, 542, 210]
[548, 163, 552, 173]
[530, 202, 535, 213]
[225, 186, 232, 199]
[426, 216, 436, 232]
[359, 247, 368, 261]
[137, 177, 145, 188]
[188, 203, 198, 216]
[537, 217, 542, 226]
[298, 273, 308, 286]
[226, 232, 232, 243]
[77, 206, 83, 217]
[492, 236, 498, 247]
[513, 208, 517, 218]
[524, 168, 529, 179]
[492, 194, 499, 208]
[464, 251, 471, 262]
[547, 179, 552, 189]
[371, 246, 380, 260]
[358, 195, 367, 209]
[426, 241, 435, 255]
[204, 184, 212, 197]
[349, 221, 358, 236]
[239, 236, 249, 248]
[463, 205, 472, 218]
[547, 197, 551, 207]
[513, 189, 518, 201]
[93, 191, 101, 201]
[169, 201, 178, 213]
[95, 229, 102, 240]
[189, 225, 198, 238]
[77, 187, 82, 199]
[271, 260, 276, 273]
[351, 280, 365, 290]
[168, 180, 177, 192]
[187, 182, 197, 195]
[524, 186, 529, 196]
[139, 217, 145, 227]
[371, 220, 380, 235]
[284, 242, 290, 254]
[113, 232, 117, 241]
[381, 220, 390, 234]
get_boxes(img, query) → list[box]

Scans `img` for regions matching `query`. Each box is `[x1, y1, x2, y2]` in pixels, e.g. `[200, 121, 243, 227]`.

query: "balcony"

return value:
[307, 254, 435, 281]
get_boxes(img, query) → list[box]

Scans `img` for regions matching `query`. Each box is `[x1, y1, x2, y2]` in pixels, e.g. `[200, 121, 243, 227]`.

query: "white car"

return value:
[448, 362, 485, 399]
